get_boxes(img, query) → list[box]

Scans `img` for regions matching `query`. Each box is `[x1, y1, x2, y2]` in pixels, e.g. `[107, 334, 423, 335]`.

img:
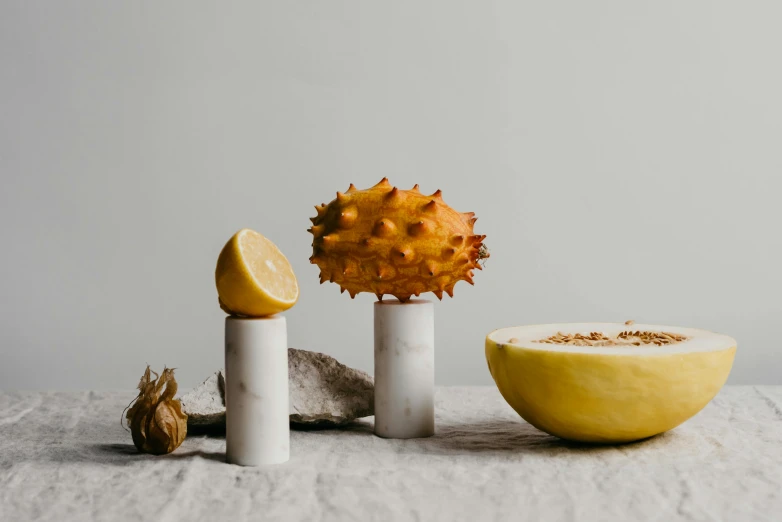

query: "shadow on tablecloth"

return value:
[30, 443, 226, 466]
[411, 419, 668, 455]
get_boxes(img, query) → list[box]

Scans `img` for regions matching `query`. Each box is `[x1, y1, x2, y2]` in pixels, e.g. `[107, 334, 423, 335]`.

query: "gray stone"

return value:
[288, 347, 374, 425]
[179, 348, 374, 428]
[179, 371, 226, 427]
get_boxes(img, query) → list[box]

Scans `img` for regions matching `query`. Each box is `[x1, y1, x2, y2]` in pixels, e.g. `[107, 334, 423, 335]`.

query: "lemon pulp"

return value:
[215, 229, 299, 317]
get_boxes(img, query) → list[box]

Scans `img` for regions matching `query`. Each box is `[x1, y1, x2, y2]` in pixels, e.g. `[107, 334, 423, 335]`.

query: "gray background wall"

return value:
[1, 1, 780, 390]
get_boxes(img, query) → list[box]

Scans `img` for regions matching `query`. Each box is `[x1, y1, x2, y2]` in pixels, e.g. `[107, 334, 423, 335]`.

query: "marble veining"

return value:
[374, 300, 435, 439]
[225, 315, 289, 466]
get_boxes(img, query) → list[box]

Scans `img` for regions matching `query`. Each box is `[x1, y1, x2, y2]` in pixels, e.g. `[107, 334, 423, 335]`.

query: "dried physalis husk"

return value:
[125, 366, 187, 455]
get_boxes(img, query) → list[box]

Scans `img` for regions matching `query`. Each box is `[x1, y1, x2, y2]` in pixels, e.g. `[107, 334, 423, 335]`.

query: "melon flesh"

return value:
[485, 323, 736, 443]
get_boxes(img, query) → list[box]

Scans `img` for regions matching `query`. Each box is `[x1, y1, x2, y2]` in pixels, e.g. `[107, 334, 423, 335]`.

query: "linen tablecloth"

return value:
[1, 386, 780, 521]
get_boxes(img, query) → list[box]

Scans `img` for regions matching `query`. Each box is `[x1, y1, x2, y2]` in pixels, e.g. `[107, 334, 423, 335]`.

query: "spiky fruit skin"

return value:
[308, 178, 486, 301]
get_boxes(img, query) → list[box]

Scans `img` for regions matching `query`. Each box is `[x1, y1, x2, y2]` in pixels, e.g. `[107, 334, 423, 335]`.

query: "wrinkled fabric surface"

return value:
[0, 386, 780, 522]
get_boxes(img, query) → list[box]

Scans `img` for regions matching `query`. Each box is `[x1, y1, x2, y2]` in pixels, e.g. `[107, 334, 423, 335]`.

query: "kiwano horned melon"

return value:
[308, 178, 487, 302]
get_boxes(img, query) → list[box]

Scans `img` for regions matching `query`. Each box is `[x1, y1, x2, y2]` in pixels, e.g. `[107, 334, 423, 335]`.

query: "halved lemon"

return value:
[486, 323, 736, 443]
[215, 229, 299, 317]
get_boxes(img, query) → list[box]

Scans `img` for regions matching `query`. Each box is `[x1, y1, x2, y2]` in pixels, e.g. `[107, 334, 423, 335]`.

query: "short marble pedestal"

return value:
[374, 300, 435, 439]
[225, 315, 289, 466]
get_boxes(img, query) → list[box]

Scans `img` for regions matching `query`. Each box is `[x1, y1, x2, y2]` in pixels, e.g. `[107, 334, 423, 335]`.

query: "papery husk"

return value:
[126, 366, 187, 455]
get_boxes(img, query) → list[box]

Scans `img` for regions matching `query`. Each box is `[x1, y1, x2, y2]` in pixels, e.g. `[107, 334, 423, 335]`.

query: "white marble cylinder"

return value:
[374, 299, 435, 439]
[225, 315, 289, 466]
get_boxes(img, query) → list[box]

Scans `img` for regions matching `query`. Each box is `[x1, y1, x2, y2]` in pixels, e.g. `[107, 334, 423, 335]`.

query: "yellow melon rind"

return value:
[485, 323, 736, 443]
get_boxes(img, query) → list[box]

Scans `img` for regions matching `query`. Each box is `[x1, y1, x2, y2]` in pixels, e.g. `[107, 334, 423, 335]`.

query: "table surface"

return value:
[1, 386, 780, 522]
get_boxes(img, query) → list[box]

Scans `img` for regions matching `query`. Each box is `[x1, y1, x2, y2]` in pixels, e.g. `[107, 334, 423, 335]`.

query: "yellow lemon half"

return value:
[215, 229, 299, 317]
[486, 323, 736, 444]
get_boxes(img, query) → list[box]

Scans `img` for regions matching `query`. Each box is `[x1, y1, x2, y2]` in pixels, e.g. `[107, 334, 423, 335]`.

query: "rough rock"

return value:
[288, 347, 374, 425]
[179, 371, 226, 427]
[179, 348, 374, 428]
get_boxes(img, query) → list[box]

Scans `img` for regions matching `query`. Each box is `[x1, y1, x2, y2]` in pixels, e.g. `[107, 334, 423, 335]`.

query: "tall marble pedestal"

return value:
[225, 315, 289, 466]
[373, 300, 435, 439]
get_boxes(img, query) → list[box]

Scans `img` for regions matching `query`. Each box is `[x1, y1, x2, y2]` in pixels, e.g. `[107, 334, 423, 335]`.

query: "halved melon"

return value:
[485, 323, 736, 443]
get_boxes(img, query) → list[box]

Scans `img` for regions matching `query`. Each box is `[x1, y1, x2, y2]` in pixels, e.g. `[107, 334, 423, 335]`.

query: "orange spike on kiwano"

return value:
[308, 179, 488, 302]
